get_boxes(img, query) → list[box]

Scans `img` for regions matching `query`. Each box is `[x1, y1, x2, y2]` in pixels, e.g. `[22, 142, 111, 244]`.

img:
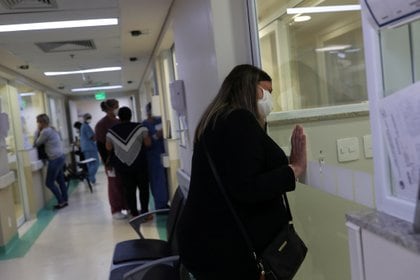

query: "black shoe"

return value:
[54, 202, 68, 210]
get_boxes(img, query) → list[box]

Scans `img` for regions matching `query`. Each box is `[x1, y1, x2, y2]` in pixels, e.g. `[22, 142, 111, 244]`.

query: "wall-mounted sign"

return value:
[95, 91, 106, 100]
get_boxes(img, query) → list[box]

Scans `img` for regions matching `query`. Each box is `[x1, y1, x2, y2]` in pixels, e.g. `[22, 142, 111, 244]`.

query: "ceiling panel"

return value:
[0, 0, 174, 96]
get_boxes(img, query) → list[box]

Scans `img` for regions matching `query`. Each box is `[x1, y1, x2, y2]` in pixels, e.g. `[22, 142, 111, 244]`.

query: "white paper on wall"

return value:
[379, 81, 420, 202]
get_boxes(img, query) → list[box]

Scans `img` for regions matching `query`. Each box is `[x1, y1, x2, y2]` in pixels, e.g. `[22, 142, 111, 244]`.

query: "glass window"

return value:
[1, 82, 31, 227]
[256, 0, 367, 112]
[48, 96, 69, 146]
[379, 20, 420, 201]
[16, 85, 45, 148]
[380, 21, 420, 96]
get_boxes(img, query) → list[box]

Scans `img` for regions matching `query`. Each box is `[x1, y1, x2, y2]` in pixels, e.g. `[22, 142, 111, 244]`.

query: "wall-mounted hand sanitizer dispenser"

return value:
[170, 80, 186, 114]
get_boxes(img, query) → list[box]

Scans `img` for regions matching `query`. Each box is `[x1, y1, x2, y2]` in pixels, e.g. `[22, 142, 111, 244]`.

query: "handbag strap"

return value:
[202, 140, 294, 270]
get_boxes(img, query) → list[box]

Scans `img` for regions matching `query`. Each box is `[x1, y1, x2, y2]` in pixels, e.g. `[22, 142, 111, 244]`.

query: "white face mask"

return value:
[257, 88, 273, 117]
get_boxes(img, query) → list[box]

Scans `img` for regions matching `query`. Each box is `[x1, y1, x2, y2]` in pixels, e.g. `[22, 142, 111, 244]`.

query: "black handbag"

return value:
[203, 142, 307, 280]
[37, 144, 48, 160]
[259, 198, 307, 280]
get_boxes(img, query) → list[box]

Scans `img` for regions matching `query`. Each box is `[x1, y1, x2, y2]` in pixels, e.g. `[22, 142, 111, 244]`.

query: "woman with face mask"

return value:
[80, 113, 99, 185]
[177, 64, 307, 279]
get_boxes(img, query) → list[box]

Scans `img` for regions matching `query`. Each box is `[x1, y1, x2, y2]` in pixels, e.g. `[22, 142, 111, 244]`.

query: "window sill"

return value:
[267, 102, 369, 125]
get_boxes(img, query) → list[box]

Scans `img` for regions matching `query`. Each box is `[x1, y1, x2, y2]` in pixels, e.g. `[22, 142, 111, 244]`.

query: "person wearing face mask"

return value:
[95, 99, 127, 220]
[80, 113, 99, 185]
[256, 71, 274, 130]
[177, 64, 307, 279]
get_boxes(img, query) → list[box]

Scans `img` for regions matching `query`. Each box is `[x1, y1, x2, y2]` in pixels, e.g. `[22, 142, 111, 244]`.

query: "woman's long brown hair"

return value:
[194, 64, 271, 142]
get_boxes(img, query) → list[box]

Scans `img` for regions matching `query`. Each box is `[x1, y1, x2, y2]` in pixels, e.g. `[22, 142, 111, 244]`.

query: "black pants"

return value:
[120, 169, 149, 216]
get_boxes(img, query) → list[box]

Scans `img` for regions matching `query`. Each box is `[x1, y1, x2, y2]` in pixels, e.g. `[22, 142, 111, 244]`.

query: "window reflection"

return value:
[380, 21, 420, 96]
[17, 88, 44, 148]
[256, 0, 367, 111]
[48, 96, 69, 146]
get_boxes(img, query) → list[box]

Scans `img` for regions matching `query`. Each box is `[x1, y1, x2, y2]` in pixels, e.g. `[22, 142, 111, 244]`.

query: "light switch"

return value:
[337, 137, 360, 162]
[363, 134, 373, 158]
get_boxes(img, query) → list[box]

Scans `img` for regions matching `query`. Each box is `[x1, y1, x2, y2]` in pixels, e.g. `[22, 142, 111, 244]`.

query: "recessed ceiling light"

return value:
[71, 85, 123, 92]
[0, 18, 118, 32]
[294, 15, 311, 22]
[287, 5, 361, 14]
[44, 66, 121, 76]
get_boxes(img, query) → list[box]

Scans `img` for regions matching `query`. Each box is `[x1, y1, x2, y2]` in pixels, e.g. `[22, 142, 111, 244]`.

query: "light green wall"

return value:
[268, 114, 373, 279]
[290, 183, 370, 280]
[268, 114, 373, 173]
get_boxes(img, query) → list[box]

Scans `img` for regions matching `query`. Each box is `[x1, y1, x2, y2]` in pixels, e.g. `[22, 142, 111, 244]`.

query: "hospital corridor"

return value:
[0, 166, 166, 280]
[1, 0, 420, 279]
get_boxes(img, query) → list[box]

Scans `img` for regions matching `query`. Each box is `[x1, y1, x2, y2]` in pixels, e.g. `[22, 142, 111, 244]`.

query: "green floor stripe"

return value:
[156, 214, 168, 241]
[0, 180, 79, 260]
[148, 194, 168, 241]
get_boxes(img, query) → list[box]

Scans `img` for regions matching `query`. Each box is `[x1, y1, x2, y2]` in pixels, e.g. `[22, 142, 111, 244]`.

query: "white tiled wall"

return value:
[305, 160, 374, 208]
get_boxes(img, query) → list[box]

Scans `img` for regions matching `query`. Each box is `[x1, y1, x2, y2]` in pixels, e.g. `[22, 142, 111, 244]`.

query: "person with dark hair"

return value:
[95, 99, 119, 163]
[34, 113, 68, 209]
[106, 107, 152, 219]
[94, 99, 126, 220]
[177, 64, 307, 279]
[80, 113, 99, 184]
[142, 102, 169, 210]
[73, 121, 82, 131]
[72, 121, 83, 159]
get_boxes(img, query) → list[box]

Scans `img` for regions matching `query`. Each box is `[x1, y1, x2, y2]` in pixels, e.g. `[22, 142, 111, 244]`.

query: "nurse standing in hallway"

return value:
[34, 113, 68, 209]
[142, 102, 169, 210]
[177, 64, 307, 280]
[80, 113, 99, 184]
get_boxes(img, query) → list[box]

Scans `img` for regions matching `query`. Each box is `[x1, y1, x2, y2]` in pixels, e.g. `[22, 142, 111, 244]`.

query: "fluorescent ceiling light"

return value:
[287, 5, 361, 14]
[0, 18, 118, 32]
[19, 92, 35, 96]
[345, 48, 361, 53]
[45, 66, 121, 76]
[71, 85, 123, 92]
[315, 45, 352, 52]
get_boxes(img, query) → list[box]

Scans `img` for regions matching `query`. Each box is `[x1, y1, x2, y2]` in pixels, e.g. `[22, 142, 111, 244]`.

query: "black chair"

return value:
[111, 256, 180, 280]
[109, 186, 186, 279]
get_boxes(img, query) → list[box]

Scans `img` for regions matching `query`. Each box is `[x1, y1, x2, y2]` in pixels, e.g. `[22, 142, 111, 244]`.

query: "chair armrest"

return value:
[123, 255, 180, 280]
[129, 208, 170, 238]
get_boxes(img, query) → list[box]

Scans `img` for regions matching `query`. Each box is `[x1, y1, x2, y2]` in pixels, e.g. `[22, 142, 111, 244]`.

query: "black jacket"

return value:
[177, 109, 296, 279]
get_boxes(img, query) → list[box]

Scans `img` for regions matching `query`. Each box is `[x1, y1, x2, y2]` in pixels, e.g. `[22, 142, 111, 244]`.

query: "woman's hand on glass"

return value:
[289, 124, 307, 179]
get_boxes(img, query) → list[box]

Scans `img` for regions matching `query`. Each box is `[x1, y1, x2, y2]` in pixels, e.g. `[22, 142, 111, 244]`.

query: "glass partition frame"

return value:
[254, 0, 369, 120]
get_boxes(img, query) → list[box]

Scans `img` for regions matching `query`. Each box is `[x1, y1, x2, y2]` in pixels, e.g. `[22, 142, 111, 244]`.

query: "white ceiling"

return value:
[0, 0, 173, 96]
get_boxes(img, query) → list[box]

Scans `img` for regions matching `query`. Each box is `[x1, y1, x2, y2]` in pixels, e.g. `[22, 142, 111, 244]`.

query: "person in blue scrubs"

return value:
[142, 102, 169, 209]
[80, 113, 99, 184]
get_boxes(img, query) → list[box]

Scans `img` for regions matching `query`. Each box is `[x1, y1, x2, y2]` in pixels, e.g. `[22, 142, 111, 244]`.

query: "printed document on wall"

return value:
[379, 81, 420, 201]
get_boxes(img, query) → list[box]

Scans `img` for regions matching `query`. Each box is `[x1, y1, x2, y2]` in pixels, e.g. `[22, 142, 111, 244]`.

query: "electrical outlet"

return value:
[337, 137, 360, 162]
